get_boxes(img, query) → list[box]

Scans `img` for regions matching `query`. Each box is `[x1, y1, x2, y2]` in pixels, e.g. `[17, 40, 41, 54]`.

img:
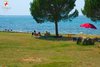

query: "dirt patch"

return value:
[21, 57, 47, 63]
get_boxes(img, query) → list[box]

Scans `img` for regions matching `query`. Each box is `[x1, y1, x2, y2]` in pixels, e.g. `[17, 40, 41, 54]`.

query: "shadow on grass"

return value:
[37, 36, 73, 41]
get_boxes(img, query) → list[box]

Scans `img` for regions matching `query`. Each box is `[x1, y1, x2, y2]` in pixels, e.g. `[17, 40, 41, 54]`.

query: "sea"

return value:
[0, 15, 100, 35]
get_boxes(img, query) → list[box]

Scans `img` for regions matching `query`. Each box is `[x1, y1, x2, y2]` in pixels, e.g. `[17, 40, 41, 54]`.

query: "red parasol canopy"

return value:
[80, 23, 97, 29]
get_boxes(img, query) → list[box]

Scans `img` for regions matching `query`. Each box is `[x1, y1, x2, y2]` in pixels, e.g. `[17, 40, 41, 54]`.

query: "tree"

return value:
[30, 0, 78, 37]
[82, 0, 100, 21]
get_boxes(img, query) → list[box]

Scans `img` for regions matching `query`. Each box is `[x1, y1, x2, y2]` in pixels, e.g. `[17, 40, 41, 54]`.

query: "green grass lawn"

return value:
[0, 32, 100, 67]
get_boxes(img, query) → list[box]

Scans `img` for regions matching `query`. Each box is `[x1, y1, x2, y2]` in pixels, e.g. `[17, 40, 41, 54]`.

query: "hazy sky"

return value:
[0, 0, 84, 15]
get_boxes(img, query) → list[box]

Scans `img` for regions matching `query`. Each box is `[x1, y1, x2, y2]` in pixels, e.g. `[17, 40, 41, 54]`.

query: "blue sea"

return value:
[0, 15, 100, 35]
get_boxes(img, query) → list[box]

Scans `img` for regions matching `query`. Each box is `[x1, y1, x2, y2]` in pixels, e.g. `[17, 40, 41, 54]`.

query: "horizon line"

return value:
[0, 14, 84, 16]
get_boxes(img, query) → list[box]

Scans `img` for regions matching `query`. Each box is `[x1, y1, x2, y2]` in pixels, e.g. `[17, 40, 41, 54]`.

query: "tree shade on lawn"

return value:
[82, 0, 100, 21]
[30, 0, 78, 37]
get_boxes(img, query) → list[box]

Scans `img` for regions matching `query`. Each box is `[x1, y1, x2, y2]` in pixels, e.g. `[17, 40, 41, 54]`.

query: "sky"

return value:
[0, 0, 84, 15]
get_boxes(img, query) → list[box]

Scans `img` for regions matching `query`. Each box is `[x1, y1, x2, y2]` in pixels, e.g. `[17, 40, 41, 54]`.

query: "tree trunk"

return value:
[55, 20, 59, 37]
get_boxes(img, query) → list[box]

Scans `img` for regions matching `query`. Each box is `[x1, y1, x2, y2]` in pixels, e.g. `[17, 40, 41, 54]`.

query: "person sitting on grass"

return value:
[32, 30, 36, 36]
[37, 32, 41, 36]
[44, 31, 50, 36]
[33, 31, 41, 38]
[77, 37, 83, 44]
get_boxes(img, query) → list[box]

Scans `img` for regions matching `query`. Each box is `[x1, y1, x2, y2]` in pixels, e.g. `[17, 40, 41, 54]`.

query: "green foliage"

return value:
[82, 0, 100, 21]
[30, 0, 78, 23]
[30, 0, 78, 36]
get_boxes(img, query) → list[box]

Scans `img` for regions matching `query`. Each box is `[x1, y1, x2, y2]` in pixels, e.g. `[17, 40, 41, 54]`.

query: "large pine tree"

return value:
[82, 0, 100, 21]
[30, 0, 78, 37]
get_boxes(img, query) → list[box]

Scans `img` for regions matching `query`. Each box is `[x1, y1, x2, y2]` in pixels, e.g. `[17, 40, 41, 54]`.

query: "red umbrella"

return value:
[80, 23, 97, 29]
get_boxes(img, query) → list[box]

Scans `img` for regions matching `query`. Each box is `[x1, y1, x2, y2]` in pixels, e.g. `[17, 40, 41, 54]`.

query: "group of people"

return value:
[32, 30, 51, 38]
[76, 37, 95, 45]
[5, 29, 13, 32]
[32, 30, 41, 37]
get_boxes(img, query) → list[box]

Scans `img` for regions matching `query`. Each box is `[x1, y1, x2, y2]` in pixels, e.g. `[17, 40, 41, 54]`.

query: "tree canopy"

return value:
[82, 0, 100, 21]
[30, 0, 78, 37]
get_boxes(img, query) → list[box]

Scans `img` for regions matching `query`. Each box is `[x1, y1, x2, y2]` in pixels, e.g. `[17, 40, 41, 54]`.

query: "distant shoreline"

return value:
[0, 30, 100, 36]
[0, 30, 31, 34]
